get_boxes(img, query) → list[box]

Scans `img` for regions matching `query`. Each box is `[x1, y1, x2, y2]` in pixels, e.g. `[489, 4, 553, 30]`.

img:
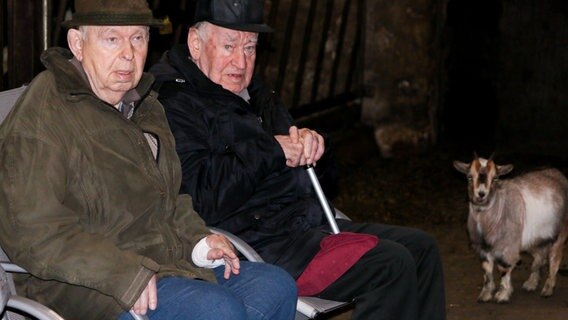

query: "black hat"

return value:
[62, 0, 163, 28]
[195, 0, 273, 33]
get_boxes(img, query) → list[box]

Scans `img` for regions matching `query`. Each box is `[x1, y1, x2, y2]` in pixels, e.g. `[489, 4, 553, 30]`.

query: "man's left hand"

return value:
[298, 128, 325, 165]
[205, 234, 241, 279]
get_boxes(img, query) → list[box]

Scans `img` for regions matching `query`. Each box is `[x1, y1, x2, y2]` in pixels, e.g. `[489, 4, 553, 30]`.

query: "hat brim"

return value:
[208, 20, 274, 33]
[61, 13, 163, 28]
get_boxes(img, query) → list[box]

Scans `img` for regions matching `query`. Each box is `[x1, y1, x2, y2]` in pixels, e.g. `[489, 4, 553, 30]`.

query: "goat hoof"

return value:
[541, 280, 555, 297]
[540, 286, 554, 297]
[477, 293, 493, 303]
[522, 273, 540, 291]
[522, 281, 538, 291]
[494, 290, 512, 303]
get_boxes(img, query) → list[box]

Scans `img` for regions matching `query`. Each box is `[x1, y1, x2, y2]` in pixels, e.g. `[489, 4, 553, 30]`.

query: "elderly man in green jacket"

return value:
[0, 0, 296, 319]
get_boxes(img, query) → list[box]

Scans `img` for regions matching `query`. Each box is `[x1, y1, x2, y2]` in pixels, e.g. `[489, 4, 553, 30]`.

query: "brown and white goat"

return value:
[453, 155, 568, 303]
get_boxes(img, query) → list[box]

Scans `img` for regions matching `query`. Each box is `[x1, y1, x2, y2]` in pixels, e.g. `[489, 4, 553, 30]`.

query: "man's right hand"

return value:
[275, 126, 325, 167]
[131, 274, 157, 315]
[275, 126, 305, 167]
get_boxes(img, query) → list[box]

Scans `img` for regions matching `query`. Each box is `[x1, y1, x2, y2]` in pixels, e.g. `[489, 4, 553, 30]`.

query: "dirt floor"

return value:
[321, 124, 568, 320]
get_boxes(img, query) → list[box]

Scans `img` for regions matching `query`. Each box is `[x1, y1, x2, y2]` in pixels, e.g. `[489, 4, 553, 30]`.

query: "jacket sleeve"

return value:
[172, 193, 212, 260]
[0, 133, 158, 310]
[159, 85, 287, 225]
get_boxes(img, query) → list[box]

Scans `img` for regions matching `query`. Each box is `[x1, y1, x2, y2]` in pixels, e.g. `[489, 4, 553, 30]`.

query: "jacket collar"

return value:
[40, 47, 154, 104]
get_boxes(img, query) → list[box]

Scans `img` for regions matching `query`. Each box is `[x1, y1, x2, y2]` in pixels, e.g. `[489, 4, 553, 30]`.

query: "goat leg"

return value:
[523, 247, 547, 291]
[541, 232, 567, 297]
[478, 257, 495, 302]
[495, 261, 517, 303]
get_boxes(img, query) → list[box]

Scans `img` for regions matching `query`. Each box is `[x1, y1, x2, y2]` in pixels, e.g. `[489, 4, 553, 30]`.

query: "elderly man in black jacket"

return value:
[151, 0, 446, 319]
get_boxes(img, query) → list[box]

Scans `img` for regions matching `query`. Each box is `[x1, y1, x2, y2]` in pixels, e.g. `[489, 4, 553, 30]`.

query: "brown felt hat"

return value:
[195, 0, 273, 33]
[62, 0, 162, 28]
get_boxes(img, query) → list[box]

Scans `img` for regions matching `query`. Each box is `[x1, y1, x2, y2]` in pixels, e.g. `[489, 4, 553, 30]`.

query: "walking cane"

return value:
[305, 164, 340, 234]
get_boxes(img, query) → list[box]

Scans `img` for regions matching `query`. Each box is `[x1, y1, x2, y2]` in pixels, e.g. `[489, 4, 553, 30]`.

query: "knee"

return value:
[238, 261, 297, 299]
[391, 246, 417, 278]
[153, 277, 249, 320]
[411, 229, 442, 262]
[419, 229, 439, 248]
[367, 243, 417, 281]
[255, 262, 298, 299]
[239, 262, 297, 319]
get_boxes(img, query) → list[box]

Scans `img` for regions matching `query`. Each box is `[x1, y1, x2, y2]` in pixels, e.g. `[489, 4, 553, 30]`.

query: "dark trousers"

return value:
[317, 220, 446, 320]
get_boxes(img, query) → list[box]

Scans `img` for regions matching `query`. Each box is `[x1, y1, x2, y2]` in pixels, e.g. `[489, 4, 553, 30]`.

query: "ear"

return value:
[187, 28, 202, 60]
[496, 164, 514, 177]
[67, 28, 84, 61]
[453, 160, 470, 175]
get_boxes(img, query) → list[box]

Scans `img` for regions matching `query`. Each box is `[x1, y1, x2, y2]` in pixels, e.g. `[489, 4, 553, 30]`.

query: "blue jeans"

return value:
[118, 261, 297, 320]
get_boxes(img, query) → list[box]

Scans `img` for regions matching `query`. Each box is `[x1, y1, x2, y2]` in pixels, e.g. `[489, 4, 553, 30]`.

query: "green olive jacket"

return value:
[0, 47, 215, 319]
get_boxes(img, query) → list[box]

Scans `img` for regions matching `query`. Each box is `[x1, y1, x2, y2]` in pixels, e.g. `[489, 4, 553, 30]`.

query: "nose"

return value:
[478, 191, 486, 199]
[231, 49, 246, 69]
[121, 43, 134, 61]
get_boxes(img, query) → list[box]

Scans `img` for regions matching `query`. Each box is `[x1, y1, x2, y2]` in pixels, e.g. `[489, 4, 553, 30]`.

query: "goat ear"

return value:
[453, 161, 470, 174]
[497, 164, 514, 177]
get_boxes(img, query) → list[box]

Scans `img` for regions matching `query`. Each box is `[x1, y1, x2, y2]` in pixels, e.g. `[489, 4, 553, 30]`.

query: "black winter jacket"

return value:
[150, 44, 336, 277]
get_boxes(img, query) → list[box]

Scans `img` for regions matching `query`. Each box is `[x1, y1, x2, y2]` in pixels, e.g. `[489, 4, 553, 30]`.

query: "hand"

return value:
[206, 234, 240, 279]
[275, 126, 305, 167]
[131, 275, 157, 315]
[297, 128, 325, 165]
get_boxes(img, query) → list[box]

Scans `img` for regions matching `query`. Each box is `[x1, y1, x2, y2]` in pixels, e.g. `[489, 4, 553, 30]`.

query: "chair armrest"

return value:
[2, 264, 64, 320]
[0, 262, 27, 273]
[1, 262, 149, 320]
[208, 227, 265, 262]
[334, 208, 352, 221]
[6, 296, 65, 320]
[129, 310, 150, 320]
[296, 296, 353, 319]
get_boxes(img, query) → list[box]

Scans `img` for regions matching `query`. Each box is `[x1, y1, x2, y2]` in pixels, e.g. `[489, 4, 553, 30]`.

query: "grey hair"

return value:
[192, 21, 212, 42]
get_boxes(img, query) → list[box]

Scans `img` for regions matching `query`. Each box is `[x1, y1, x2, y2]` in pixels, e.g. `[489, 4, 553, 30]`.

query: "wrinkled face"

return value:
[68, 25, 149, 105]
[189, 23, 258, 94]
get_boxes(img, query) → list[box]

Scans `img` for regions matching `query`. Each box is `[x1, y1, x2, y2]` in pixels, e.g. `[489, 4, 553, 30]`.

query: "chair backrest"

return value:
[0, 86, 27, 320]
[0, 86, 27, 124]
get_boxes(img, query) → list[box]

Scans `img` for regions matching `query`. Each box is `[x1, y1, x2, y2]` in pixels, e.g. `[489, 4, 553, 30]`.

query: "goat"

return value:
[453, 154, 568, 303]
